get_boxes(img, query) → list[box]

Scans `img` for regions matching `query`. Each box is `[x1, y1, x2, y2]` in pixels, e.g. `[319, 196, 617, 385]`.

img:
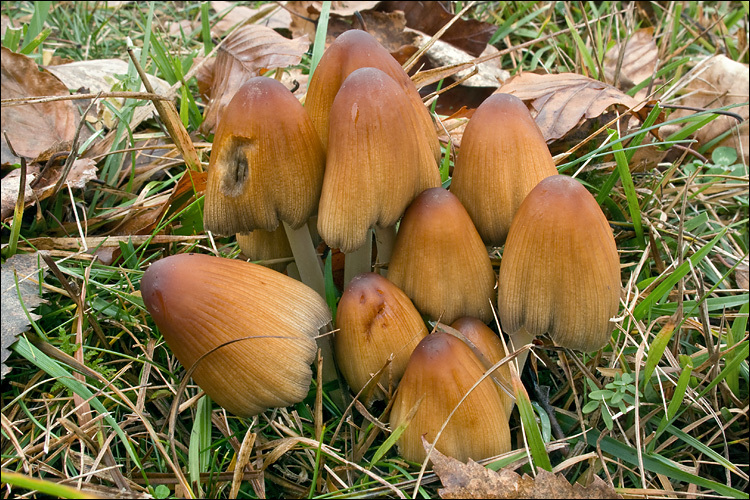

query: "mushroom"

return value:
[317, 67, 440, 283]
[140, 253, 331, 418]
[236, 226, 293, 273]
[498, 174, 621, 371]
[450, 93, 557, 246]
[334, 272, 428, 403]
[306, 29, 440, 164]
[450, 317, 513, 417]
[203, 76, 326, 297]
[387, 187, 496, 325]
[389, 331, 511, 463]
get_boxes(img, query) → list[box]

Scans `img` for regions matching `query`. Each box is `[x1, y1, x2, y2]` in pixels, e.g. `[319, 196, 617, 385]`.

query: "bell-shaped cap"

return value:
[450, 317, 513, 417]
[140, 253, 331, 417]
[334, 272, 428, 402]
[204, 76, 325, 236]
[498, 175, 621, 352]
[306, 29, 440, 162]
[387, 188, 496, 324]
[317, 67, 440, 253]
[450, 93, 557, 246]
[390, 331, 511, 463]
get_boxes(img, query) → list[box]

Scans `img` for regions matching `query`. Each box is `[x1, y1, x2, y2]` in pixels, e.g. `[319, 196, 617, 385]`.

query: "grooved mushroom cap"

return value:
[203, 76, 325, 236]
[140, 253, 331, 418]
[450, 317, 513, 417]
[317, 67, 440, 253]
[334, 272, 428, 402]
[306, 29, 440, 162]
[387, 187, 496, 324]
[498, 175, 621, 352]
[390, 331, 511, 463]
[450, 93, 557, 246]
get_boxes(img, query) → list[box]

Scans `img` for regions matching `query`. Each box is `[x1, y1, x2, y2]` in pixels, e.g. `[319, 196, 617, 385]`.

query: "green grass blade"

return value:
[611, 130, 645, 248]
[726, 301, 748, 396]
[633, 228, 727, 320]
[324, 252, 339, 320]
[513, 372, 552, 471]
[564, 15, 598, 79]
[642, 320, 675, 390]
[652, 355, 693, 440]
[309, 1, 330, 76]
[201, 1, 213, 55]
[19, 27, 51, 55]
[189, 394, 212, 488]
[625, 103, 662, 163]
[1, 471, 96, 499]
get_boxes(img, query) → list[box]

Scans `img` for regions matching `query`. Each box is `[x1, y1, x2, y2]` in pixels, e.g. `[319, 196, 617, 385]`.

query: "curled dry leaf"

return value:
[603, 27, 658, 98]
[379, 1, 496, 57]
[1, 47, 78, 163]
[199, 24, 310, 134]
[668, 55, 749, 162]
[211, 1, 291, 36]
[1, 158, 97, 221]
[496, 72, 644, 142]
[427, 438, 622, 499]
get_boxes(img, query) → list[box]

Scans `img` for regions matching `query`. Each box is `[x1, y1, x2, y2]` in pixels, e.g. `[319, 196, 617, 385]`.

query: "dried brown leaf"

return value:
[669, 55, 749, 162]
[199, 25, 310, 134]
[1, 47, 78, 163]
[736, 256, 749, 291]
[1, 158, 97, 221]
[379, 1, 495, 57]
[496, 72, 643, 142]
[211, 1, 291, 36]
[603, 27, 658, 97]
[428, 439, 622, 499]
[1, 252, 48, 376]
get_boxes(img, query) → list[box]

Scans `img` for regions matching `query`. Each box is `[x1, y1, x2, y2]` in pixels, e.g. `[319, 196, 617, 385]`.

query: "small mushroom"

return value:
[317, 67, 439, 282]
[236, 227, 293, 272]
[498, 175, 621, 370]
[390, 331, 511, 463]
[140, 253, 331, 418]
[334, 272, 428, 403]
[450, 317, 513, 417]
[306, 29, 440, 163]
[387, 187, 496, 324]
[450, 93, 557, 246]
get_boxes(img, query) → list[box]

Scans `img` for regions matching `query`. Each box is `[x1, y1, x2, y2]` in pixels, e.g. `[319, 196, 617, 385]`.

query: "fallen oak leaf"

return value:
[199, 24, 310, 134]
[426, 437, 622, 499]
[496, 72, 644, 142]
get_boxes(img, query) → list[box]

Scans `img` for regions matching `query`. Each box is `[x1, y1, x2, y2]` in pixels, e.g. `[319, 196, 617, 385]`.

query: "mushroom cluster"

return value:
[139, 28, 622, 468]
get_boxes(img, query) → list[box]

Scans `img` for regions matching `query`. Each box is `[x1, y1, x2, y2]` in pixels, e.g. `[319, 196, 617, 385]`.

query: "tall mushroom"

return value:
[450, 93, 557, 246]
[203, 76, 326, 297]
[498, 174, 621, 371]
[317, 67, 439, 283]
[140, 253, 331, 418]
[390, 331, 511, 463]
[387, 187, 496, 325]
[306, 29, 440, 164]
[334, 272, 428, 403]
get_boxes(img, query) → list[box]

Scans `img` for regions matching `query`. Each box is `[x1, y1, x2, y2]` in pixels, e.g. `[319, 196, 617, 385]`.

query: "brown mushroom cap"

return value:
[306, 29, 440, 162]
[450, 93, 557, 246]
[334, 272, 428, 402]
[387, 187, 496, 324]
[498, 175, 621, 352]
[450, 317, 513, 417]
[140, 253, 331, 418]
[204, 76, 325, 236]
[317, 67, 440, 253]
[390, 331, 511, 463]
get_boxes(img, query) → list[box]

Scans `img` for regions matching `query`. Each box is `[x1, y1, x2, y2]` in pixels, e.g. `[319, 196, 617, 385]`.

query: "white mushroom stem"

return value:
[344, 229, 373, 285]
[282, 220, 339, 396]
[509, 326, 535, 376]
[374, 224, 397, 277]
